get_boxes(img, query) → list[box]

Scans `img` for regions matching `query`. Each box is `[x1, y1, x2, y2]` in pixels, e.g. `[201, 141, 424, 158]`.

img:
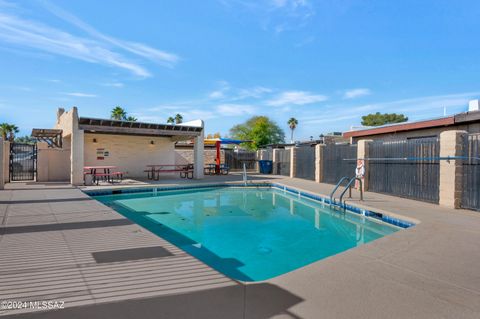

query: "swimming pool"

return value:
[93, 186, 404, 281]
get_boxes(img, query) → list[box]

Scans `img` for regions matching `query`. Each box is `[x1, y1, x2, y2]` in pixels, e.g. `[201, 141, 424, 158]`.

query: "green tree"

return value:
[15, 135, 35, 144]
[287, 117, 298, 143]
[229, 116, 285, 150]
[361, 112, 408, 126]
[0, 123, 10, 140]
[8, 124, 19, 141]
[174, 113, 183, 124]
[206, 132, 221, 139]
[110, 106, 137, 121]
[167, 117, 175, 124]
[111, 106, 127, 120]
[0, 123, 18, 141]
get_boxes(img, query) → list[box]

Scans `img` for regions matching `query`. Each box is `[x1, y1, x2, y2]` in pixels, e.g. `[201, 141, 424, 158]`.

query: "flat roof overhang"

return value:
[343, 116, 455, 138]
[31, 128, 63, 137]
[78, 117, 202, 138]
[454, 110, 480, 123]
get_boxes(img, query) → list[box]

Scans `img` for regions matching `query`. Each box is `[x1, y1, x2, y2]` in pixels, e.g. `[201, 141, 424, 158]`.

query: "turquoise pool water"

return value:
[95, 187, 399, 281]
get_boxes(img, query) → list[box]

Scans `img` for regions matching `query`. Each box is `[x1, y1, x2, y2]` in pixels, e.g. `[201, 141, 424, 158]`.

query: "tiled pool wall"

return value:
[84, 183, 415, 229]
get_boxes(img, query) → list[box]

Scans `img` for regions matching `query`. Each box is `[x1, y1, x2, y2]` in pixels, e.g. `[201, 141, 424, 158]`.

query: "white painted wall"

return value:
[84, 133, 175, 178]
[37, 143, 70, 182]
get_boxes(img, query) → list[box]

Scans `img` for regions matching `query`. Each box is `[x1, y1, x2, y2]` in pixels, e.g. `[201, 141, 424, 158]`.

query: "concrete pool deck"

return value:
[1, 174, 479, 318]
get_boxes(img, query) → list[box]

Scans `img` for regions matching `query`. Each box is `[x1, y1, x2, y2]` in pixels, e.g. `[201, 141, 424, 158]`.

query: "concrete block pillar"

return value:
[71, 130, 84, 185]
[0, 138, 4, 190]
[62, 106, 85, 185]
[290, 147, 298, 178]
[193, 124, 205, 179]
[3, 141, 9, 184]
[315, 144, 325, 183]
[256, 150, 261, 172]
[272, 149, 280, 175]
[357, 140, 372, 192]
[257, 150, 264, 160]
[439, 130, 467, 208]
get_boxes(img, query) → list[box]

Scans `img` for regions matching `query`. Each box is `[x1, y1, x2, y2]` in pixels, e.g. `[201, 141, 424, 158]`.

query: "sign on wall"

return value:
[96, 148, 109, 160]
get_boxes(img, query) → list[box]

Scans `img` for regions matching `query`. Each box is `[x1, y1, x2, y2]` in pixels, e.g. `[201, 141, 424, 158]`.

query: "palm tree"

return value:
[166, 117, 175, 124]
[8, 125, 19, 141]
[125, 116, 137, 122]
[0, 123, 18, 141]
[287, 118, 298, 143]
[111, 106, 127, 120]
[0, 123, 10, 140]
[174, 114, 183, 124]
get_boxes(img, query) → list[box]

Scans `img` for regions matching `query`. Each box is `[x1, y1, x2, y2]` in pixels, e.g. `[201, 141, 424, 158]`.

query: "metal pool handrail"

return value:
[339, 177, 363, 210]
[242, 163, 248, 186]
[329, 176, 351, 204]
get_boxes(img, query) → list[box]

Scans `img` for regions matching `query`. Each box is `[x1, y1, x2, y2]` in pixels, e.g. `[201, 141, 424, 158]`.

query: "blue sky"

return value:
[1, 0, 480, 140]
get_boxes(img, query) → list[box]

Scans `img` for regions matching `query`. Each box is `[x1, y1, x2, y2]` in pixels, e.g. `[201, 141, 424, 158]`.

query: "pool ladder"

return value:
[329, 176, 363, 211]
[242, 163, 248, 186]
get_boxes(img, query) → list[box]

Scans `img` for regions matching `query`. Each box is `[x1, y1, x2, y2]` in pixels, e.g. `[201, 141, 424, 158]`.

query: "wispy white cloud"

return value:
[267, 90, 327, 106]
[343, 88, 371, 99]
[294, 35, 315, 47]
[207, 80, 230, 99]
[0, 13, 150, 77]
[219, 0, 314, 33]
[270, 0, 309, 9]
[207, 82, 273, 102]
[136, 90, 262, 123]
[64, 92, 97, 97]
[235, 86, 272, 99]
[147, 104, 189, 112]
[300, 92, 480, 126]
[142, 102, 220, 122]
[209, 90, 225, 99]
[0, 1, 179, 77]
[136, 108, 217, 123]
[362, 92, 480, 115]
[2, 85, 32, 91]
[41, 1, 179, 67]
[299, 104, 377, 126]
[102, 82, 124, 88]
[0, 0, 16, 8]
[216, 103, 256, 116]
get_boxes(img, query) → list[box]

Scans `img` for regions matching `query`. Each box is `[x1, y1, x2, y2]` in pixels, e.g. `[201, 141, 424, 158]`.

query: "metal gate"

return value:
[368, 138, 440, 203]
[9, 143, 37, 181]
[224, 149, 257, 170]
[295, 146, 315, 180]
[461, 134, 480, 211]
[276, 149, 290, 176]
[322, 144, 358, 184]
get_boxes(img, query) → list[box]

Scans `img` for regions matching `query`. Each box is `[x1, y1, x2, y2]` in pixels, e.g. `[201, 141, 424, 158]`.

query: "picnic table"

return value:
[204, 163, 230, 175]
[145, 164, 194, 180]
[84, 166, 125, 185]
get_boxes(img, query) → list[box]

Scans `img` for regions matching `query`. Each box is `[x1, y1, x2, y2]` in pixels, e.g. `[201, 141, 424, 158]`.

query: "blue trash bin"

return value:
[259, 160, 273, 174]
